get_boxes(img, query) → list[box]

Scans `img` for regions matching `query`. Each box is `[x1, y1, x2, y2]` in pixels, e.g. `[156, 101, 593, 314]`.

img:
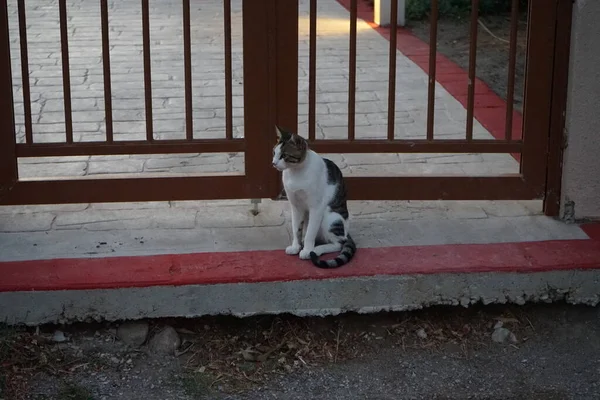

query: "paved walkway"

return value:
[2, 0, 586, 262]
[8, 0, 517, 178]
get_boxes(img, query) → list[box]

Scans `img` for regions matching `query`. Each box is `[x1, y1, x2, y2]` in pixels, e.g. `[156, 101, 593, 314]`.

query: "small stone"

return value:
[416, 328, 427, 339]
[148, 326, 181, 356]
[492, 327, 518, 344]
[117, 321, 149, 348]
[52, 330, 67, 343]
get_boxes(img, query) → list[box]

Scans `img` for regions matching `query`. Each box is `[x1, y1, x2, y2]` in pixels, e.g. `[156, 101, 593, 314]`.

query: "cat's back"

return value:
[323, 158, 344, 185]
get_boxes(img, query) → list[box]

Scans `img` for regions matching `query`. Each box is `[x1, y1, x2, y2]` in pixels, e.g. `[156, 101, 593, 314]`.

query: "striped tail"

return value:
[309, 235, 356, 269]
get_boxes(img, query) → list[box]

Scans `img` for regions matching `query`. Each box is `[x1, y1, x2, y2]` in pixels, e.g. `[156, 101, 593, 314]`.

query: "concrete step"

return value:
[2, 223, 599, 326]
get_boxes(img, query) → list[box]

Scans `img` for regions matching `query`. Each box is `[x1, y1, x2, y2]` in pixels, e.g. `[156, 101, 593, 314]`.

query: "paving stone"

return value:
[196, 204, 285, 228]
[88, 159, 144, 175]
[212, 225, 291, 252]
[144, 155, 230, 170]
[0, 213, 55, 232]
[18, 161, 88, 178]
[344, 153, 400, 166]
[482, 201, 543, 217]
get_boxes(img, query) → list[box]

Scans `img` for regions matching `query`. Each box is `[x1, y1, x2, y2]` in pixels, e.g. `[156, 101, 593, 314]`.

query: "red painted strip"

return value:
[335, 0, 523, 161]
[1, 237, 599, 292]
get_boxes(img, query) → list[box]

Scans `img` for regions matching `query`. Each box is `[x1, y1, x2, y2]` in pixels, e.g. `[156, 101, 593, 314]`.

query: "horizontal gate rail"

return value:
[15, 140, 246, 157]
[4, 176, 251, 205]
[309, 140, 521, 154]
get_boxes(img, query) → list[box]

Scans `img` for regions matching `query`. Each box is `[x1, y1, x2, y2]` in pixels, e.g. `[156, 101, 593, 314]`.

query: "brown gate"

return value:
[0, 0, 572, 214]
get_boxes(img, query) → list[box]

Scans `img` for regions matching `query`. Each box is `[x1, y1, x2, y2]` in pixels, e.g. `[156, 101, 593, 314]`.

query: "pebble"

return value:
[52, 330, 68, 343]
[148, 326, 181, 356]
[117, 321, 149, 348]
[416, 328, 428, 339]
[491, 327, 518, 344]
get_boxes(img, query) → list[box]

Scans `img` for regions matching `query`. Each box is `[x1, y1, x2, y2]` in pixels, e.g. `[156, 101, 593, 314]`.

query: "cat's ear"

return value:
[275, 125, 284, 140]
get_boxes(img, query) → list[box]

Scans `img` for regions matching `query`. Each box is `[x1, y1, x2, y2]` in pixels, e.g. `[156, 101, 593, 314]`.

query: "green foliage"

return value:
[406, 0, 528, 21]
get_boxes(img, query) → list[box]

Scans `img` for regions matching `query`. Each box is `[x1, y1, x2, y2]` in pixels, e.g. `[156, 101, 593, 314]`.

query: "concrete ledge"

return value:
[3, 270, 600, 326]
[1, 224, 599, 325]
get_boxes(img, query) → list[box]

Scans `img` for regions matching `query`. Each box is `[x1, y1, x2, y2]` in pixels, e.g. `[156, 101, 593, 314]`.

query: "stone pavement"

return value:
[7, 0, 517, 178]
[0, 199, 589, 261]
[2, 0, 582, 262]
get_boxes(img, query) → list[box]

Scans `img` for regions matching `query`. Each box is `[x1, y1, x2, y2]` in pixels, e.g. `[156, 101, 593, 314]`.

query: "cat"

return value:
[272, 125, 356, 268]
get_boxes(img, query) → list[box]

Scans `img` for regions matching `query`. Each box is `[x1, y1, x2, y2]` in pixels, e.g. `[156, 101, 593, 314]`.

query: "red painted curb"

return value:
[335, 0, 523, 161]
[1, 235, 599, 292]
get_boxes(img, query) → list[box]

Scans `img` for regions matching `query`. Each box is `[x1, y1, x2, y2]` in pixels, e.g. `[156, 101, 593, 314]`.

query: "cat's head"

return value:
[272, 125, 308, 171]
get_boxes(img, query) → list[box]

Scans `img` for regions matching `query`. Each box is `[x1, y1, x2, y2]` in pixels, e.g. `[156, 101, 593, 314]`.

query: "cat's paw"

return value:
[299, 249, 313, 260]
[285, 244, 301, 255]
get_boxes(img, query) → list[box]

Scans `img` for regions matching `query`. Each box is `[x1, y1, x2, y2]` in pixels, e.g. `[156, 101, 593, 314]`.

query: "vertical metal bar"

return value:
[183, 0, 193, 140]
[426, 0, 439, 141]
[58, 0, 73, 144]
[386, 0, 398, 140]
[223, 0, 233, 140]
[521, 0, 558, 195]
[273, 0, 298, 198]
[465, 0, 479, 142]
[141, 0, 153, 142]
[505, 0, 519, 142]
[100, 0, 113, 143]
[243, 0, 274, 198]
[347, 0, 357, 141]
[544, 0, 573, 216]
[0, 0, 18, 193]
[17, 0, 32, 144]
[308, 0, 317, 141]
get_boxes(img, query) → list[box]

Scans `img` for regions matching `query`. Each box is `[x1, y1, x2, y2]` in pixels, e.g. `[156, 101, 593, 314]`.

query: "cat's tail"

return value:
[309, 235, 356, 269]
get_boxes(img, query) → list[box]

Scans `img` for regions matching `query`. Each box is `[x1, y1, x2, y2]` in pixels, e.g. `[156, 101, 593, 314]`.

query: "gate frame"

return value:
[0, 0, 572, 208]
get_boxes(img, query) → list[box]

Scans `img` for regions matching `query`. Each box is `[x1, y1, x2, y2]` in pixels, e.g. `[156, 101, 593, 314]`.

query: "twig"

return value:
[334, 326, 341, 363]
[477, 19, 510, 44]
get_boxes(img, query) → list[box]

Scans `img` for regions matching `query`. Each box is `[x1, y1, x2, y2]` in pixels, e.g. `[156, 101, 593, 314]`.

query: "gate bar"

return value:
[0, 0, 17, 194]
[505, 0, 519, 142]
[520, 0, 559, 195]
[347, 0, 357, 141]
[308, 0, 317, 141]
[58, 0, 73, 144]
[426, 0, 438, 141]
[100, 0, 114, 143]
[17, 0, 32, 144]
[223, 0, 233, 140]
[141, 0, 153, 142]
[544, 0, 573, 216]
[183, 0, 193, 140]
[386, 0, 398, 140]
[465, 0, 479, 141]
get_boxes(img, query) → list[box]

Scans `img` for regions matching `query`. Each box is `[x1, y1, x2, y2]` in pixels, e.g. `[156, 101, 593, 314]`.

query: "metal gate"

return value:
[0, 0, 572, 214]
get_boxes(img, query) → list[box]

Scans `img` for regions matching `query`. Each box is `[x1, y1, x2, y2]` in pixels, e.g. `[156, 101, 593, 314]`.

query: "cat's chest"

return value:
[282, 172, 314, 193]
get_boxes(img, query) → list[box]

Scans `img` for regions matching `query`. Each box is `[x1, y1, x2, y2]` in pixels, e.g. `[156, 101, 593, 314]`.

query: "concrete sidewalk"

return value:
[0, 199, 589, 262]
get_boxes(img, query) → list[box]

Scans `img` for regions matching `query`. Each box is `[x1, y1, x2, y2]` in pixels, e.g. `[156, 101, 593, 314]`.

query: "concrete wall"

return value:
[561, 0, 600, 220]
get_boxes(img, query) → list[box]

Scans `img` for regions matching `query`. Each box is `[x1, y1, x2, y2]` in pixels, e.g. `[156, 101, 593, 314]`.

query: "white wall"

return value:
[561, 0, 600, 220]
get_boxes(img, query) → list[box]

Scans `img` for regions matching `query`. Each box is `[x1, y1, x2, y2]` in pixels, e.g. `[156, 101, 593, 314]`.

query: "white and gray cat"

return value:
[272, 125, 356, 268]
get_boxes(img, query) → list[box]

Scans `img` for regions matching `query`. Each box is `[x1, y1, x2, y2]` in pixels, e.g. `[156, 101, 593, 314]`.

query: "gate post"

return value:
[242, 0, 298, 199]
[0, 0, 18, 202]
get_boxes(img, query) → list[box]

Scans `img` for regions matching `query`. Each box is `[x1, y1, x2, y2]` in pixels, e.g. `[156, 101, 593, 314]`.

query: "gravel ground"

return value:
[3, 303, 599, 400]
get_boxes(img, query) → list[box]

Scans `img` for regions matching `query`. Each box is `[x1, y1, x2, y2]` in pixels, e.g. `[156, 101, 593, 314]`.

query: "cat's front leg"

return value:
[299, 207, 324, 260]
[285, 203, 304, 255]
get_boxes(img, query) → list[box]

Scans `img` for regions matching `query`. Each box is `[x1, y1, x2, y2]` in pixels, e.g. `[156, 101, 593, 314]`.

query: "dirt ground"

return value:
[2, 303, 599, 400]
[407, 14, 528, 112]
